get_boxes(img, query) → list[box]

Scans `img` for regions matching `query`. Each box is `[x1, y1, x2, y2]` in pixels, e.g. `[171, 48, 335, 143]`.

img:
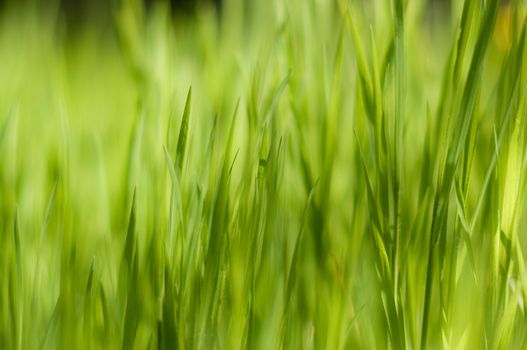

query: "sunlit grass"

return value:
[0, 0, 526, 348]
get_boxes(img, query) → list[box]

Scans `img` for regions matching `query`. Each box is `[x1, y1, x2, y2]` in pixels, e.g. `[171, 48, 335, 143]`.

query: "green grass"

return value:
[1, 0, 527, 348]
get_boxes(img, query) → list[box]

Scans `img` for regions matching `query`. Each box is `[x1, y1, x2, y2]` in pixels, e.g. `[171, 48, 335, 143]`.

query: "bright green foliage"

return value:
[1, 0, 527, 348]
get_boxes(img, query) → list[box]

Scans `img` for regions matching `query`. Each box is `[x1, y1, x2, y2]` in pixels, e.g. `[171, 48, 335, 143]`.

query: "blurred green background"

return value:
[0, 0, 526, 348]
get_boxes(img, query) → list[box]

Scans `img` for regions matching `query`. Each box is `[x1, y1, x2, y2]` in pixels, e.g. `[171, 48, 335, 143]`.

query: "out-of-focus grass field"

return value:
[0, 0, 526, 348]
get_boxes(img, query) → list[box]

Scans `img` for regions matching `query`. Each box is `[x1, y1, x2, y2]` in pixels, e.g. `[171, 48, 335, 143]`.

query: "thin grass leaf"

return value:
[175, 86, 192, 173]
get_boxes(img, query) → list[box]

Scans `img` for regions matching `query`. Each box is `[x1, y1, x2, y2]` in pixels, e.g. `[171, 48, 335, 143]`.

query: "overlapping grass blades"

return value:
[0, 0, 526, 348]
